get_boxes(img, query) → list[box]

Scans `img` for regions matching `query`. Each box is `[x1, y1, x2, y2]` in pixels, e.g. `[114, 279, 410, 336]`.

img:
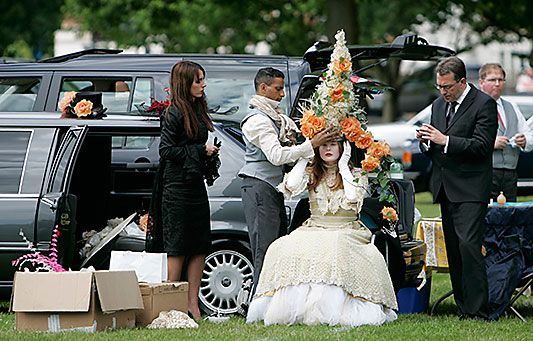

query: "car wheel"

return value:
[199, 246, 254, 315]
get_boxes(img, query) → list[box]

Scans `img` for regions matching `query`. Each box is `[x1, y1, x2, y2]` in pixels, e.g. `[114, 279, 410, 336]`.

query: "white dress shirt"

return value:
[495, 97, 533, 152]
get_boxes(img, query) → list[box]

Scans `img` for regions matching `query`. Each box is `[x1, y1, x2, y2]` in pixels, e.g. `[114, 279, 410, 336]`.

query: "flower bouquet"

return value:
[59, 91, 107, 119]
[300, 29, 398, 226]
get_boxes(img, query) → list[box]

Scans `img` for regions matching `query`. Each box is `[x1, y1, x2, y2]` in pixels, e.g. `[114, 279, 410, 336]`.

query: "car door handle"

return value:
[41, 197, 58, 211]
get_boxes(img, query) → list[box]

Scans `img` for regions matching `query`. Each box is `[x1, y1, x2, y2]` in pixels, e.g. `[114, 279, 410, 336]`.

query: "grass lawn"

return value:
[0, 193, 531, 339]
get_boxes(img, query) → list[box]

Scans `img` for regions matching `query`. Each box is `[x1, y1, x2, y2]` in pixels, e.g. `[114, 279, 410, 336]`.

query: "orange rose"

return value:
[340, 117, 361, 134]
[333, 58, 352, 74]
[344, 129, 362, 142]
[74, 99, 93, 117]
[355, 131, 374, 149]
[301, 110, 314, 125]
[301, 124, 317, 139]
[58, 91, 76, 113]
[381, 207, 399, 221]
[361, 155, 380, 172]
[329, 84, 347, 102]
[309, 115, 326, 131]
[368, 141, 391, 158]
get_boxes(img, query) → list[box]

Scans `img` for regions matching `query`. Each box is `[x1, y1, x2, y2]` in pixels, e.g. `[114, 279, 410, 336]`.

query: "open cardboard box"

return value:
[11, 270, 143, 332]
[136, 281, 188, 326]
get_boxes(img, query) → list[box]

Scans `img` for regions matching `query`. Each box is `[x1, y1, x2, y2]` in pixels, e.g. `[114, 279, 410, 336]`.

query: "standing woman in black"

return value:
[160, 61, 219, 320]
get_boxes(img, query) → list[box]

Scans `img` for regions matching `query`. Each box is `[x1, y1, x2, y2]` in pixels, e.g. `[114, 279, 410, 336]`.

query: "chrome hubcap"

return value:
[200, 249, 253, 314]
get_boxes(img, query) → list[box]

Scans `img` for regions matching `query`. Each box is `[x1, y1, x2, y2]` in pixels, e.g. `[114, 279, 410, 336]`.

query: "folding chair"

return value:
[506, 272, 533, 322]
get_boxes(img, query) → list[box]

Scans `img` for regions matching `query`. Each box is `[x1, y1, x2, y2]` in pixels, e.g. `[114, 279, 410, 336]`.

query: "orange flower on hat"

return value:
[333, 57, 352, 74]
[340, 116, 363, 142]
[367, 141, 391, 158]
[355, 131, 374, 149]
[74, 99, 93, 117]
[329, 84, 347, 102]
[361, 155, 380, 172]
[381, 207, 398, 221]
[300, 110, 326, 138]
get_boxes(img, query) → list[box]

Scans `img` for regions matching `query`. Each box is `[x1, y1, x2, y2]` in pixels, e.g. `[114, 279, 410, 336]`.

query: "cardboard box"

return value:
[11, 270, 144, 332]
[136, 281, 188, 326]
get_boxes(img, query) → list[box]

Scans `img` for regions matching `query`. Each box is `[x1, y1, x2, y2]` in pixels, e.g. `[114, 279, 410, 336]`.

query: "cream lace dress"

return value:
[246, 166, 398, 326]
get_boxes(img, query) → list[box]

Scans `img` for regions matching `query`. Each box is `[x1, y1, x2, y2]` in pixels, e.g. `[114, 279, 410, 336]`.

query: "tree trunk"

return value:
[326, 0, 359, 44]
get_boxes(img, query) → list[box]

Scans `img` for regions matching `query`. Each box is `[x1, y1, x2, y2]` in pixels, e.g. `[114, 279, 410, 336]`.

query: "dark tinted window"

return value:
[0, 78, 40, 111]
[0, 130, 31, 193]
[58, 77, 151, 114]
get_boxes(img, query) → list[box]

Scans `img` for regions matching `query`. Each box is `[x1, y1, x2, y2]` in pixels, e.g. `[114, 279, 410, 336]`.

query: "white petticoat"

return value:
[246, 283, 397, 326]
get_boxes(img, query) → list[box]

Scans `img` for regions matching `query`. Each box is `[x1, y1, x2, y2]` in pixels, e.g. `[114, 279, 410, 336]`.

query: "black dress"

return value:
[159, 105, 211, 256]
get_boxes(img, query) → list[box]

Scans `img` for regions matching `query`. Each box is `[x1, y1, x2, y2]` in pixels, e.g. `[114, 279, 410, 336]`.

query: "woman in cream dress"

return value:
[246, 141, 398, 326]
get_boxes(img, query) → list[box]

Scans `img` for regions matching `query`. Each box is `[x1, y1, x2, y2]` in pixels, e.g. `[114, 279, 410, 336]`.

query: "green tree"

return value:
[0, 0, 64, 59]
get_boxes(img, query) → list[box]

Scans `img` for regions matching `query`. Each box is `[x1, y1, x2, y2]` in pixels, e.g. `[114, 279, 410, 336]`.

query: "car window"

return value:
[49, 129, 83, 192]
[205, 73, 289, 124]
[132, 78, 153, 113]
[58, 77, 152, 114]
[0, 78, 40, 111]
[517, 103, 533, 120]
[0, 130, 32, 193]
[112, 136, 153, 149]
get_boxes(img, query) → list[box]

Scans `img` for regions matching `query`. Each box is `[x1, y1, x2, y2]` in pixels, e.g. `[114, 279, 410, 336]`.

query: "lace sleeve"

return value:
[277, 159, 309, 199]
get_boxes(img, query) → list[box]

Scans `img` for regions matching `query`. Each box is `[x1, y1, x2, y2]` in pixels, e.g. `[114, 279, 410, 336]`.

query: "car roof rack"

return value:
[38, 49, 123, 63]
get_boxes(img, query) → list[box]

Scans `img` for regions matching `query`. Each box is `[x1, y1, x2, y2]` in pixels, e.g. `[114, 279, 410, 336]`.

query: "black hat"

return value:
[62, 91, 107, 119]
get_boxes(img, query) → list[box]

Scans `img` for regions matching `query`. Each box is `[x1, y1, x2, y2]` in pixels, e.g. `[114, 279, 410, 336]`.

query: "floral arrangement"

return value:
[300, 29, 398, 225]
[144, 87, 171, 116]
[58, 91, 107, 119]
[12, 225, 66, 272]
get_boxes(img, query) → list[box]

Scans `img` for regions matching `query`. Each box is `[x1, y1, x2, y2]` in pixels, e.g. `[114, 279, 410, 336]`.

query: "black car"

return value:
[0, 36, 453, 314]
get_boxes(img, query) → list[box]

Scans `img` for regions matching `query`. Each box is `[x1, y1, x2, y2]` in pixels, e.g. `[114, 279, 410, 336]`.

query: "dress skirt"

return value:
[161, 169, 211, 256]
[246, 215, 398, 326]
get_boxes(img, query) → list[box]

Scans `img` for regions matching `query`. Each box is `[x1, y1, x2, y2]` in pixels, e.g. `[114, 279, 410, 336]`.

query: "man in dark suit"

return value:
[416, 56, 498, 320]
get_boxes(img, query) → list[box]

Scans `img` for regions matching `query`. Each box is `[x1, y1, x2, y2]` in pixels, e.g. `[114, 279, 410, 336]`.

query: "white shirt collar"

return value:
[455, 83, 471, 106]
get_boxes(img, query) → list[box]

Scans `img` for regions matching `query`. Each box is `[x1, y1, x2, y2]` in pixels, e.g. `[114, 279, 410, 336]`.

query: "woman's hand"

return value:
[339, 141, 351, 172]
[205, 144, 220, 157]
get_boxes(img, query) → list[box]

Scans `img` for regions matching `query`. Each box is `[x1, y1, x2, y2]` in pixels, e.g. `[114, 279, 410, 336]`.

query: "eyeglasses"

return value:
[434, 80, 459, 91]
[484, 78, 505, 83]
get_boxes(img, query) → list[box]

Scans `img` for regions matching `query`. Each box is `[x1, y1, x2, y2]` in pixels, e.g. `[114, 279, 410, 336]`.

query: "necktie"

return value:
[446, 101, 457, 127]
[497, 110, 506, 130]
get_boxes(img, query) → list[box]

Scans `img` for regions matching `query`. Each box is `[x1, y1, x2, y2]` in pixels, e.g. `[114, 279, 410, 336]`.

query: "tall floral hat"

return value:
[300, 29, 398, 223]
[59, 91, 108, 119]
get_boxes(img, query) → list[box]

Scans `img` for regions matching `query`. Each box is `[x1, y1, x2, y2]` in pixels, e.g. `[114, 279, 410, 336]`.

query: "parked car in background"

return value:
[401, 95, 533, 193]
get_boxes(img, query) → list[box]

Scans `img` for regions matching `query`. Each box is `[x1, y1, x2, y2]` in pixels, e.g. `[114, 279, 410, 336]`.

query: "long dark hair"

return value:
[168, 61, 213, 138]
[307, 141, 344, 192]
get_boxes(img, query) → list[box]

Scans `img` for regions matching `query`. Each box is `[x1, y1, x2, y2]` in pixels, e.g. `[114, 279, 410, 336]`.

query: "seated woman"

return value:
[246, 141, 398, 326]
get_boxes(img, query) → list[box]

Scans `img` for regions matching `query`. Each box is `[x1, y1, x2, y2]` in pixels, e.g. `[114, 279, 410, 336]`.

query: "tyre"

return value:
[199, 244, 254, 315]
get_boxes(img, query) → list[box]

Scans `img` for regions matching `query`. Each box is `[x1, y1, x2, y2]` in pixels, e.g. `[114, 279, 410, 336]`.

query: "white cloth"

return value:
[248, 95, 299, 146]
[249, 170, 398, 326]
[495, 98, 533, 152]
[242, 114, 314, 167]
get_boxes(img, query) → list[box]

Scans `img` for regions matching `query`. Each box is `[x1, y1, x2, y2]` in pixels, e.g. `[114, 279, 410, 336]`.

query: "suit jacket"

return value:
[424, 84, 498, 203]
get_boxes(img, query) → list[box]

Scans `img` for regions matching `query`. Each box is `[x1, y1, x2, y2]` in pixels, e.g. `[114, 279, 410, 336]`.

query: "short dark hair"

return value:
[436, 56, 466, 81]
[479, 63, 506, 80]
[254, 67, 285, 91]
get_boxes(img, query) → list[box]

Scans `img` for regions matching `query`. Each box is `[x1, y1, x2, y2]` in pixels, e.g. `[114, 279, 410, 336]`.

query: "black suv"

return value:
[0, 36, 453, 314]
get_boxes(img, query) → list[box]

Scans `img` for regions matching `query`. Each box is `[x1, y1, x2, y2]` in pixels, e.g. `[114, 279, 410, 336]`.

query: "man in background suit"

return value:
[478, 63, 533, 202]
[416, 56, 498, 320]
